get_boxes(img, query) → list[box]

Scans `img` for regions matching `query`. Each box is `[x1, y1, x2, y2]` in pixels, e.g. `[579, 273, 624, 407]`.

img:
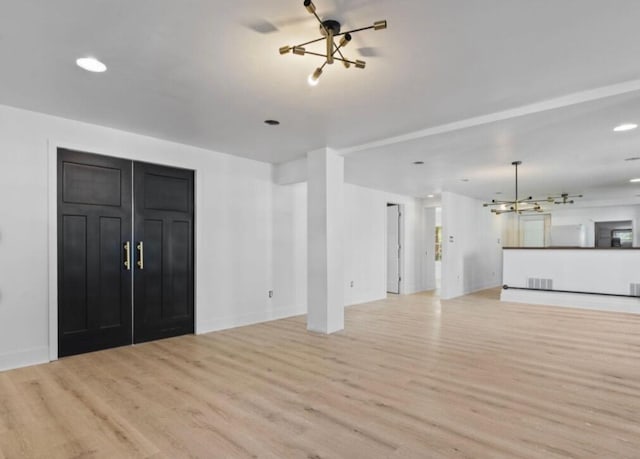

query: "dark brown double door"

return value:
[58, 149, 194, 357]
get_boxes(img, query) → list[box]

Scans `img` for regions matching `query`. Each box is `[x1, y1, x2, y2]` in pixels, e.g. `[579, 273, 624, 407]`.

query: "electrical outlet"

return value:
[268, 290, 273, 298]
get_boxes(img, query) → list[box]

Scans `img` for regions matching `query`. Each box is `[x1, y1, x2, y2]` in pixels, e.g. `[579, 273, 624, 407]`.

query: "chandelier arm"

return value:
[333, 25, 375, 37]
[294, 36, 327, 48]
[333, 41, 347, 62]
[487, 200, 515, 204]
[310, 9, 331, 35]
[304, 50, 357, 65]
[291, 37, 347, 58]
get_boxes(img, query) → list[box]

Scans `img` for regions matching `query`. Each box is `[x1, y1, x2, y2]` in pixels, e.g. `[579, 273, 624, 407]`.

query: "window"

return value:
[435, 226, 442, 261]
[612, 229, 633, 248]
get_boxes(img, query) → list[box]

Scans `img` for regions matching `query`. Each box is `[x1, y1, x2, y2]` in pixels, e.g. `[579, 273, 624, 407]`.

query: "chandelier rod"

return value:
[293, 24, 379, 49]
[309, 7, 331, 35]
[296, 36, 328, 48]
[335, 25, 378, 36]
[303, 50, 358, 65]
[515, 161, 519, 205]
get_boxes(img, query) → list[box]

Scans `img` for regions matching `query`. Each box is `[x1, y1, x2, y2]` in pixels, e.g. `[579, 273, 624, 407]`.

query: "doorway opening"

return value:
[435, 207, 442, 291]
[595, 220, 633, 248]
[386, 203, 401, 294]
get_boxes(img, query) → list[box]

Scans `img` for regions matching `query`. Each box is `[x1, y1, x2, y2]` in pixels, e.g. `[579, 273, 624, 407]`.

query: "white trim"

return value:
[197, 307, 306, 335]
[501, 288, 640, 314]
[47, 139, 58, 361]
[0, 346, 49, 373]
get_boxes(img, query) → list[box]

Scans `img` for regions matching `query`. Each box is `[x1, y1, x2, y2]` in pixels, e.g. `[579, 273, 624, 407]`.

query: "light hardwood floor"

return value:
[1, 289, 639, 458]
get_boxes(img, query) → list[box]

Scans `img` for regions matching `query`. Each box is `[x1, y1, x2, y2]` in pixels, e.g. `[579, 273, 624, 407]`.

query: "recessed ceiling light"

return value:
[427, 194, 435, 198]
[625, 157, 640, 161]
[614, 123, 638, 132]
[413, 161, 424, 165]
[461, 178, 469, 182]
[264, 119, 280, 126]
[630, 178, 640, 183]
[76, 57, 107, 73]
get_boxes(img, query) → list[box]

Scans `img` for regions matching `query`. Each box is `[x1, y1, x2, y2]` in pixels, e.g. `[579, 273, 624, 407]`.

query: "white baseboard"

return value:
[196, 306, 306, 335]
[346, 289, 386, 306]
[501, 289, 640, 314]
[0, 346, 49, 373]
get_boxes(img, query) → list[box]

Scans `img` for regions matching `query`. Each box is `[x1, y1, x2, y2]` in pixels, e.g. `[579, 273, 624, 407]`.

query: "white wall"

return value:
[271, 182, 308, 316]
[0, 104, 429, 372]
[0, 104, 277, 371]
[272, 182, 426, 309]
[441, 192, 503, 299]
[549, 205, 640, 247]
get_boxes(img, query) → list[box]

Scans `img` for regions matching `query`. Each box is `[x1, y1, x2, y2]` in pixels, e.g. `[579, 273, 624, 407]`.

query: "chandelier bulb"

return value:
[355, 60, 366, 69]
[304, 0, 316, 14]
[308, 67, 323, 86]
[279, 46, 292, 55]
[374, 20, 387, 30]
[339, 33, 352, 48]
[293, 46, 306, 56]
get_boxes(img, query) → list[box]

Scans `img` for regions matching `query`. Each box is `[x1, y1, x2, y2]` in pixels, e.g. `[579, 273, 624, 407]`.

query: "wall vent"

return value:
[527, 278, 553, 290]
[630, 283, 640, 297]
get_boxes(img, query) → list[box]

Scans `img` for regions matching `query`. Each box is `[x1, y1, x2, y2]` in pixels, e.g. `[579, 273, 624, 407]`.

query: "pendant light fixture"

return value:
[547, 192, 583, 205]
[483, 161, 552, 215]
[279, 0, 387, 85]
[484, 161, 583, 214]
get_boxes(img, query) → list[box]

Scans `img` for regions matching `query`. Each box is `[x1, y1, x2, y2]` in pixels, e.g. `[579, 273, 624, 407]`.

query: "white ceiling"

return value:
[1, 0, 640, 202]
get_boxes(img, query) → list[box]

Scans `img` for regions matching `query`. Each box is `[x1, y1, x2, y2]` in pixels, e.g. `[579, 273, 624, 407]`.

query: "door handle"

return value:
[123, 241, 131, 270]
[136, 241, 144, 270]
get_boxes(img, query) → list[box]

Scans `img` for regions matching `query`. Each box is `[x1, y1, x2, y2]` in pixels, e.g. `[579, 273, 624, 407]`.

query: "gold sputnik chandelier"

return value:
[483, 161, 582, 215]
[279, 0, 387, 86]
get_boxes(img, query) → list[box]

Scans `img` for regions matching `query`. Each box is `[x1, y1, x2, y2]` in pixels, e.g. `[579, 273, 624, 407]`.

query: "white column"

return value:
[307, 148, 344, 334]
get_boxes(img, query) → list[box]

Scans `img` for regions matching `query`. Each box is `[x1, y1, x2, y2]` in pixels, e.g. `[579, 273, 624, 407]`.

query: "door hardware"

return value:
[136, 241, 144, 270]
[124, 241, 131, 270]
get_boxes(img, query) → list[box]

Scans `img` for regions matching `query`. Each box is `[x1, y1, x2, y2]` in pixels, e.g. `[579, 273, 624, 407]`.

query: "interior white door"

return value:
[387, 205, 400, 294]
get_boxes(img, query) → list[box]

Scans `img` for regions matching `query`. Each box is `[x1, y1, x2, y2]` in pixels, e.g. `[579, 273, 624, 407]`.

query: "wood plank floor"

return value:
[1, 289, 640, 458]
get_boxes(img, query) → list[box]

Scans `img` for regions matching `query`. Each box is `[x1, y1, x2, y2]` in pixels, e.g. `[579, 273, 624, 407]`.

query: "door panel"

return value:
[62, 162, 122, 206]
[58, 149, 132, 357]
[170, 220, 190, 318]
[61, 215, 88, 333]
[134, 162, 194, 343]
[98, 217, 124, 327]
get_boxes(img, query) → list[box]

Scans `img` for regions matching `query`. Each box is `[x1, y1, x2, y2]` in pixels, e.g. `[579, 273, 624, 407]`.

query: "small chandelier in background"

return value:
[548, 192, 583, 205]
[483, 161, 582, 215]
[279, 0, 387, 86]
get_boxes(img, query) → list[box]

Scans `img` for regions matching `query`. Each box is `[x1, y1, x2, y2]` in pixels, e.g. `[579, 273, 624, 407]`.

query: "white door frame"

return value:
[386, 203, 403, 294]
[47, 139, 199, 361]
